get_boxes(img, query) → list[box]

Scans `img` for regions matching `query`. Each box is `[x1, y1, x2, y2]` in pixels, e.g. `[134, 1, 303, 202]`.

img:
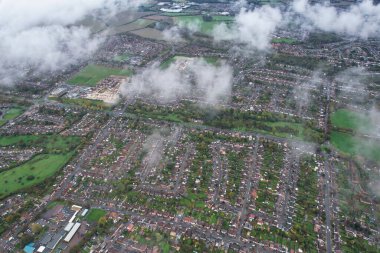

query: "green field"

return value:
[331, 131, 380, 162]
[203, 56, 220, 65]
[160, 57, 177, 69]
[86, 208, 107, 222]
[331, 109, 372, 133]
[0, 135, 81, 198]
[173, 15, 234, 34]
[160, 56, 220, 69]
[46, 200, 67, 210]
[130, 27, 165, 40]
[0, 135, 81, 152]
[126, 102, 323, 143]
[113, 54, 131, 62]
[162, 12, 190, 17]
[330, 109, 380, 162]
[271, 37, 298, 44]
[51, 97, 111, 109]
[0, 107, 24, 126]
[68, 65, 132, 86]
[0, 153, 74, 198]
[109, 19, 155, 36]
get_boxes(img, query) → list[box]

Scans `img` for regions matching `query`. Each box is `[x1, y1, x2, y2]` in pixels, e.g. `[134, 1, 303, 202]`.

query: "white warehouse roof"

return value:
[64, 222, 81, 242]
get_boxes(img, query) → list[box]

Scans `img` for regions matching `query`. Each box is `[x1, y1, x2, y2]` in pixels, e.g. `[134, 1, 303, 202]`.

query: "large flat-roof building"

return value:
[64, 222, 81, 243]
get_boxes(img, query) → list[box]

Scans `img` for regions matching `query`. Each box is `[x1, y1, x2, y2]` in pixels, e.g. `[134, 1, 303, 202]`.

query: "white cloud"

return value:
[212, 6, 283, 51]
[121, 58, 233, 104]
[163, 26, 185, 43]
[0, 0, 145, 85]
[232, 0, 248, 11]
[292, 0, 380, 39]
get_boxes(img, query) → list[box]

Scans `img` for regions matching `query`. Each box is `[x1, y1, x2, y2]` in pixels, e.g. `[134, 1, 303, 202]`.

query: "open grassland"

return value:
[331, 109, 373, 133]
[109, 19, 155, 35]
[0, 135, 81, 198]
[0, 153, 74, 198]
[68, 65, 132, 86]
[267, 53, 323, 70]
[129, 228, 171, 253]
[0, 135, 81, 152]
[162, 12, 191, 17]
[331, 131, 380, 163]
[0, 107, 25, 126]
[130, 27, 164, 40]
[160, 55, 221, 69]
[50, 97, 111, 110]
[117, 18, 154, 31]
[126, 102, 323, 143]
[173, 15, 234, 35]
[330, 109, 379, 162]
[86, 208, 107, 222]
[271, 37, 298, 44]
[113, 54, 131, 62]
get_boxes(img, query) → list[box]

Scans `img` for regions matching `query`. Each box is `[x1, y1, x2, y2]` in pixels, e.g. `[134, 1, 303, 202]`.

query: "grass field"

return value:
[51, 97, 111, 110]
[109, 19, 155, 36]
[0, 153, 74, 198]
[0, 107, 24, 126]
[162, 12, 190, 17]
[160, 57, 177, 69]
[46, 200, 67, 210]
[126, 102, 323, 142]
[0, 135, 81, 153]
[331, 131, 380, 162]
[68, 65, 132, 86]
[86, 208, 107, 222]
[0, 135, 81, 198]
[160, 56, 220, 69]
[130, 27, 164, 40]
[271, 37, 298, 44]
[330, 109, 371, 131]
[173, 15, 234, 34]
[203, 56, 220, 65]
[113, 54, 131, 62]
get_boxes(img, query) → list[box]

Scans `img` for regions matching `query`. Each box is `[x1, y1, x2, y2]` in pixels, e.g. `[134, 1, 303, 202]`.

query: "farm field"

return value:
[130, 27, 165, 40]
[108, 19, 155, 36]
[68, 65, 132, 86]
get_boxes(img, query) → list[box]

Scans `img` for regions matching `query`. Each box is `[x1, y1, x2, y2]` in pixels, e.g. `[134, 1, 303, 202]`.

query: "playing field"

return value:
[330, 109, 371, 131]
[86, 208, 107, 222]
[113, 54, 131, 62]
[0, 135, 81, 198]
[331, 131, 380, 162]
[0, 107, 24, 126]
[68, 65, 132, 86]
[173, 15, 234, 34]
[0, 135, 81, 153]
[271, 37, 298, 44]
[160, 56, 221, 69]
[0, 153, 74, 198]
